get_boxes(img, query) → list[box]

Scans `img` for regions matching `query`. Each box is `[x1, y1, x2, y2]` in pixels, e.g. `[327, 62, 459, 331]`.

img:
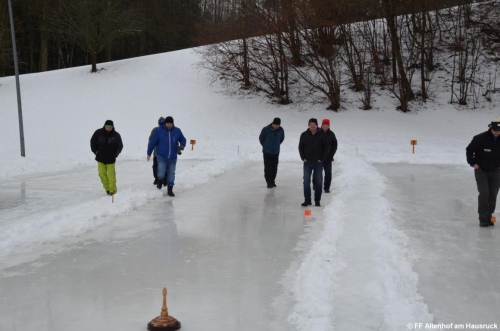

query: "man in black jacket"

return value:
[320, 118, 338, 193]
[298, 118, 330, 207]
[466, 119, 500, 227]
[90, 120, 123, 195]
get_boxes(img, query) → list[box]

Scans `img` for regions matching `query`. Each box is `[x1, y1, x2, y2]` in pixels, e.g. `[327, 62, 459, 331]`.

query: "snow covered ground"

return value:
[1, 47, 500, 330]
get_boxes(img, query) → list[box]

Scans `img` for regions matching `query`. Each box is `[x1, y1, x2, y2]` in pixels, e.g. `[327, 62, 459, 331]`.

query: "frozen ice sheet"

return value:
[375, 163, 500, 324]
[0, 161, 325, 331]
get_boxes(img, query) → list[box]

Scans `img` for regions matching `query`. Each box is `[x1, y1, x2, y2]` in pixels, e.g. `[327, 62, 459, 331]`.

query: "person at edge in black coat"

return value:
[466, 118, 500, 227]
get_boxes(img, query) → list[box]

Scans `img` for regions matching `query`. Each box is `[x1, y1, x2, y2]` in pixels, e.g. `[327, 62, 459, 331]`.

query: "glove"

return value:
[177, 146, 182, 155]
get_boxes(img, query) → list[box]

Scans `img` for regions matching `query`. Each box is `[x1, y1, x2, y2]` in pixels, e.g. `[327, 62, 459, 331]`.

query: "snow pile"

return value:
[287, 155, 433, 330]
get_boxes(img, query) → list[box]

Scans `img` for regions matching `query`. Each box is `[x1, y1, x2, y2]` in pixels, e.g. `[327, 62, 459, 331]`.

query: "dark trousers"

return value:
[304, 162, 323, 202]
[323, 160, 332, 190]
[311, 161, 332, 191]
[152, 156, 158, 179]
[475, 168, 500, 223]
[263, 153, 279, 184]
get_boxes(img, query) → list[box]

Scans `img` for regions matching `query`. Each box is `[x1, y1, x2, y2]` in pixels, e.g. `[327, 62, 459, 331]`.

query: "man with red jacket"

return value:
[320, 118, 338, 193]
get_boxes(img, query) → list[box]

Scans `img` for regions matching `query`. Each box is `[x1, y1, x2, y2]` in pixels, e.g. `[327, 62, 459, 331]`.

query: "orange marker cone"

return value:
[492, 216, 496, 223]
[304, 209, 311, 216]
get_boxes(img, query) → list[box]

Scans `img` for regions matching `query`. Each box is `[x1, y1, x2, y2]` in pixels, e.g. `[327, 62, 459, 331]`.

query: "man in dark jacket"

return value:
[320, 118, 338, 193]
[466, 119, 500, 227]
[259, 117, 285, 188]
[298, 118, 330, 207]
[90, 120, 123, 195]
[147, 116, 186, 197]
[149, 117, 164, 186]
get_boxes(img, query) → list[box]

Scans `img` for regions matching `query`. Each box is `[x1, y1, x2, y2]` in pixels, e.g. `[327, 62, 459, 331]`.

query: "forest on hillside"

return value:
[1, 0, 499, 111]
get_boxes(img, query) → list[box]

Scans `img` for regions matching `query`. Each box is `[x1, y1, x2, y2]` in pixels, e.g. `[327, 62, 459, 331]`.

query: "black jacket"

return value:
[466, 130, 500, 172]
[323, 129, 338, 162]
[298, 129, 330, 162]
[90, 127, 123, 164]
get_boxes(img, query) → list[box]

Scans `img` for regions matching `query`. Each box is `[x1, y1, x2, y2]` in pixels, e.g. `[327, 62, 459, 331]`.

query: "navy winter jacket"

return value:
[466, 130, 500, 172]
[259, 124, 285, 155]
[147, 124, 186, 159]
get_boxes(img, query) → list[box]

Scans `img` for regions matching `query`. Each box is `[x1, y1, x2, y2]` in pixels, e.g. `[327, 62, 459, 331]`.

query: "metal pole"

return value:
[8, 0, 26, 157]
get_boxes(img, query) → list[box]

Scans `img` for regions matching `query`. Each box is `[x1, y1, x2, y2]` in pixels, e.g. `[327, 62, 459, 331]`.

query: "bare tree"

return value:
[289, 0, 348, 110]
[445, 4, 483, 106]
[383, 0, 415, 111]
[53, 0, 145, 72]
[339, 23, 366, 92]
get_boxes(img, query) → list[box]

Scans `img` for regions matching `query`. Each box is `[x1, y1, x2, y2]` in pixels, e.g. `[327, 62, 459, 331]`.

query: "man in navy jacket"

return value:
[147, 116, 186, 196]
[259, 117, 285, 188]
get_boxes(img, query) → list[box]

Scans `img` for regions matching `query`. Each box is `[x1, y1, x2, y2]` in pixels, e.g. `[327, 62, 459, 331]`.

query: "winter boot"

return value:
[324, 188, 330, 193]
[301, 200, 312, 207]
[315, 200, 321, 207]
[153, 178, 158, 185]
[479, 219, 489, 227]
[157, 180, 163, 189]
[267, 182, 273, 188]
[167, 185, 175, 197]
[272, 182, 277, 187]
[489, 220, 495, 226]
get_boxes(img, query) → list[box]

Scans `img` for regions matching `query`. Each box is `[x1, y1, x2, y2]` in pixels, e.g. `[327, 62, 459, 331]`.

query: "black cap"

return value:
[308, 118, 318, 126]
[104, 120, 114, 127]
[165, 116, 174, 124]
[490, 119, 500, 131]
[272, 117, 281, 125]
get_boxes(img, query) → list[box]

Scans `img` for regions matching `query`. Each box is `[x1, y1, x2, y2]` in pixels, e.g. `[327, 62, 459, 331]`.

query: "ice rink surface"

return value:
[376, 164, 500, 324]
[1, 161, 499, 330]
[0, 161, 329, 331]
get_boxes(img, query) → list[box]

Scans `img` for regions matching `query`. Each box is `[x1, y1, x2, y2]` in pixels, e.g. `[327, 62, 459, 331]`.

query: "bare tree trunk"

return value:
[39, 0, 49, 72]
[242, 37, 250, 88]
[91, 52, 97, 72]
[421, 12, 427, 101]
[383, 0, 414, 111]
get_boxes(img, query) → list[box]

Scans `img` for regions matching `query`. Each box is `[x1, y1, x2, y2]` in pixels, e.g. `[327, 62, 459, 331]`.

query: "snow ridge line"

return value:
[0, 155, 250, 270]
[365, 164, 434, 328]
[287, 156, 432, 330]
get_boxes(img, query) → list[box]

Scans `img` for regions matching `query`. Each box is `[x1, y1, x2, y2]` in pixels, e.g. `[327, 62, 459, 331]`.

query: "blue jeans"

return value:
[304, 161, 323, 202]
[157, 155, 177, 186]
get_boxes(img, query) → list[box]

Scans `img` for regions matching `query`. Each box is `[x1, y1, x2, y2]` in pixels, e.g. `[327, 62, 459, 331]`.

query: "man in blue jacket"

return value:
[147, 116, 186, 196]
[259, 117, 285, 188]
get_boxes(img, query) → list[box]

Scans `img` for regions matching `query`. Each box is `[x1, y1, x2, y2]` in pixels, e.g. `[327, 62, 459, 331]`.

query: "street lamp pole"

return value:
[8, 0, 26, 157]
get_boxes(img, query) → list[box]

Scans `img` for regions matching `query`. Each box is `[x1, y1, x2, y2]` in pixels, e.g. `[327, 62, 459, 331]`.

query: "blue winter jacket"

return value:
[147, 124, 186, 159]
[259, 124, 285, 155]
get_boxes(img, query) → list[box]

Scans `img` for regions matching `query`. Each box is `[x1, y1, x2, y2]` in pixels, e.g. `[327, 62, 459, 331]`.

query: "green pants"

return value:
[98, 162, 117, 193]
